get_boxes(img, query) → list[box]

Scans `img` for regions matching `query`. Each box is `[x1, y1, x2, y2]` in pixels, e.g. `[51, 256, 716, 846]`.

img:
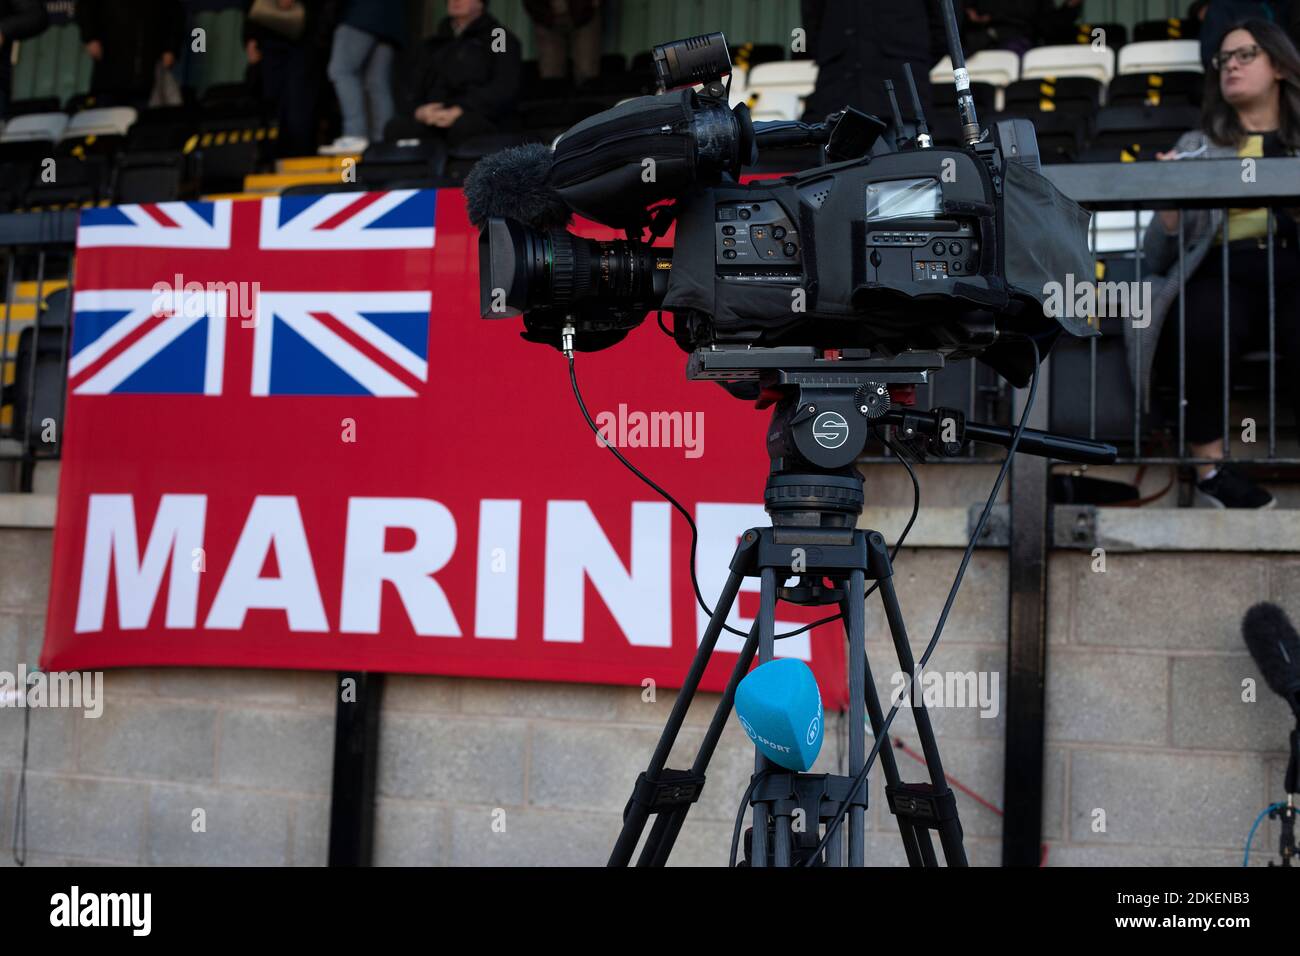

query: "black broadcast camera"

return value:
[466, 10, 1095, 389]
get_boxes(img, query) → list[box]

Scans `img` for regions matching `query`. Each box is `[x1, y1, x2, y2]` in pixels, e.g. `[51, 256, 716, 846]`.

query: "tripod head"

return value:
[688, 346, 1118, 477]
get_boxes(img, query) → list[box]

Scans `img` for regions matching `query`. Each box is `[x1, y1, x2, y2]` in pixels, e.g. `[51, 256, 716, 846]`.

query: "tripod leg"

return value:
[876, 568, 969, 867]
[844, 569, 868, 866]
[751, 566, 779, 867]
[609, 564, 747, 866]
[839, 583, 926, 867]
[641, 620, 761, 866]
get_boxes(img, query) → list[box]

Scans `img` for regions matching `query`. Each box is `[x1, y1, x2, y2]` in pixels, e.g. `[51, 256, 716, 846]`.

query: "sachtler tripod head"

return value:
[688, 347, 1118, 476]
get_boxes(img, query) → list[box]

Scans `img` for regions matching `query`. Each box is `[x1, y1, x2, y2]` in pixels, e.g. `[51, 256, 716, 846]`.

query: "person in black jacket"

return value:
[800, 0, 958, 126]
[246, 1, 338, 157]
[76, 0, 184, 106]
[388, 0, 521, 147]
[0, 0, 49, 116]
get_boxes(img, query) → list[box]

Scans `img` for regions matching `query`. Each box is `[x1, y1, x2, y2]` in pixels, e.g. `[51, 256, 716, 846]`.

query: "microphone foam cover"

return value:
[1242, 602, 1300, 705]
[463, 142, 570, 231]
[735, 658, 824, 772]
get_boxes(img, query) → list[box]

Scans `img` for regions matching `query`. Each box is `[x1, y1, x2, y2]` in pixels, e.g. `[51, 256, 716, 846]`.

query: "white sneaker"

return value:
[319, 136, 368, 156]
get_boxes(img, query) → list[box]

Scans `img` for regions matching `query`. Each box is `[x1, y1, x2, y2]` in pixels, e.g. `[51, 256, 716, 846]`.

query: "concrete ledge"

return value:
[1079, 505, 1300, 553]
[0, 494, 56, 529]
[860, 504, 1300, 553]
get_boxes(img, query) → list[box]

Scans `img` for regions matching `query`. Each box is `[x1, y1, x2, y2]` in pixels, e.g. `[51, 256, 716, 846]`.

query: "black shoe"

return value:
[1195, 467, 1276, 509]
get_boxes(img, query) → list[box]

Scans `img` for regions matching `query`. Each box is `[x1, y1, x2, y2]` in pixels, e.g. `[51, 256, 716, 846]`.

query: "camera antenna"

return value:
[903, 63, 932, 148]
[938, 0, 981, 145]
[883, 79, 907, 150]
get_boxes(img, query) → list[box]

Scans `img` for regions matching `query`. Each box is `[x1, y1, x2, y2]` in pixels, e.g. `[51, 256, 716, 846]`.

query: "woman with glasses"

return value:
[1131, 19, 1300, 508]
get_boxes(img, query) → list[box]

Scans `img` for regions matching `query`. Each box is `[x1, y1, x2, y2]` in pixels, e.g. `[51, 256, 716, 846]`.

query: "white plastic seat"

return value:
[1118, 40, 1203, 75]
[1022, 45, 1116, 85]
[0, 112, 69, 143]
[746, 60, 818, 99]
[931, 50, 1020, 88]
[747, 90, 803, 122]
[63, 107, 138, 139]
[1088, 210, 1155, 254]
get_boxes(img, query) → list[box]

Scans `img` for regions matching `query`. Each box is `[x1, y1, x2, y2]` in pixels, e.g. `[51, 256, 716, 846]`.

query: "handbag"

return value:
[248, 0, 306, 40]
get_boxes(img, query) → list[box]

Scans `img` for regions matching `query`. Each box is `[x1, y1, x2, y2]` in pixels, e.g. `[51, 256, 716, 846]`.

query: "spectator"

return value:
[800, 0, 954, 125]
[1200, 0, 1292, 68]
[388, 0, 521, 148]
[76, 0, 184, 106]
[962, 0, 1083, 55]
[320, 0, 405, 154]
[525, 0, 601, 87]
[1135, 19, 1300, 508]
[246, 0, 338, 158]
[0, 0, 49, 117]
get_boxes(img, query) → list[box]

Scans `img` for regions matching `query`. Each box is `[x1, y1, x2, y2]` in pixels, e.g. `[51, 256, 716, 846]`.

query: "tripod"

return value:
[607, 348, 1116, 867]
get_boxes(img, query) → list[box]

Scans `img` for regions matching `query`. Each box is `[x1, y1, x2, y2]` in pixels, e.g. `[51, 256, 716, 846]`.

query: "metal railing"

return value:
[0, 210, 77, 492]
[854, 157, 1300, 474]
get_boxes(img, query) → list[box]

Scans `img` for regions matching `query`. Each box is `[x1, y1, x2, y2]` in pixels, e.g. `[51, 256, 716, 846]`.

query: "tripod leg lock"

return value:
[885, 782, 960, 826]
[626, 769, 707, 820]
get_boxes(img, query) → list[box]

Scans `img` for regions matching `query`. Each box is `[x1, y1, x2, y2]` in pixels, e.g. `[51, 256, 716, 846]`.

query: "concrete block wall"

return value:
[2, 513, 1297, 866]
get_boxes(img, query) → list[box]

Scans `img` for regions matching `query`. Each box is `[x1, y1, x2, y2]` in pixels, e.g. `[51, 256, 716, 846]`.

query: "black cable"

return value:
[729, 769, 773, 867]
[655, 309, 673, 338]
[568, 355, 841, 640]
[803, 339, 1042, 865]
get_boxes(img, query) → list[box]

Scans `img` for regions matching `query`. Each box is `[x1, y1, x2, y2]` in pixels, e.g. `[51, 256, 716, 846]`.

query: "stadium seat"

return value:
[746, 60, 818, 100]
[1117, 40, 1203, 76]
[1087, 210, 1156, 254]
[0, 112, 69, 143]
[930, 79, 998, 115]
[5, 289, 68, 454]
[1021, 45, 1116, 85]
[63, 107, 138, 139]
[1108, 70, 1203, 108]
[444, 133, 545, 182]
[999, 110, 1086, 163]
[1058, 22, 1127, 50]
[1133, 18, 1200, 43]
[114, 151, 189, 203]
[1004, 76, 1102, 116]
[21, 155, 106, 209]
[931, 50, 1020, 89]
[747, 89, 802, 122]
[1090, 104, 1199, 160]
[357, 138, 449, 187]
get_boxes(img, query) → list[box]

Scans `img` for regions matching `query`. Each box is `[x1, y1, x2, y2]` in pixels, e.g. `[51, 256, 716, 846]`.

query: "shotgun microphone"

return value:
[1242, 602, 1300, 717]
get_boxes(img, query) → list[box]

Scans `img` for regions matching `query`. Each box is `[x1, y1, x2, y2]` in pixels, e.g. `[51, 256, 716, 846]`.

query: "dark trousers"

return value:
[1158, 237, 1300, 444]
[259, 36, 323, 158]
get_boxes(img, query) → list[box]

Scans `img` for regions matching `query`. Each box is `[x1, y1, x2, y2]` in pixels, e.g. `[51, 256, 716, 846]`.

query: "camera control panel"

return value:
[715, 200, 802, 282]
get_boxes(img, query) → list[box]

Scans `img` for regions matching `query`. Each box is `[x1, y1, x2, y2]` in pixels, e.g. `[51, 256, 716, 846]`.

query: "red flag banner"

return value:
[40, 189, 849, 707]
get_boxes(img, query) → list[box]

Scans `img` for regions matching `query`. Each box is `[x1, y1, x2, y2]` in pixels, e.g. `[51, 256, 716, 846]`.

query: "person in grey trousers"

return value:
[1133, 17, 1300, 508]
[321, 0, 406, 153]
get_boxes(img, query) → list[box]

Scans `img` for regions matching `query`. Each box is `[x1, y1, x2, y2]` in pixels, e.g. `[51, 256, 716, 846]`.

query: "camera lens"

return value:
[480, 218, 670, 317]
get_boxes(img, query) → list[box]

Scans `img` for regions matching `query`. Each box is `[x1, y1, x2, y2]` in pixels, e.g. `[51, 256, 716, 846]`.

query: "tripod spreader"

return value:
[881, 407, 1117, 466]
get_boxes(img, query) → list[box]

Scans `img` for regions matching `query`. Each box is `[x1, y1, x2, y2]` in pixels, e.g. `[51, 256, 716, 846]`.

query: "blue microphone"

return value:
[735, 658, 824, 772]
